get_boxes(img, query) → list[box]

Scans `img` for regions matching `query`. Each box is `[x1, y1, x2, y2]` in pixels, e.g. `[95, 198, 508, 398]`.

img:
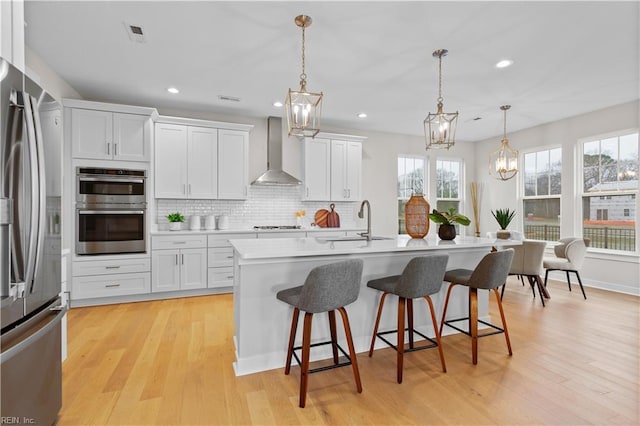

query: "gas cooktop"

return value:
[253, 225, 302, 230]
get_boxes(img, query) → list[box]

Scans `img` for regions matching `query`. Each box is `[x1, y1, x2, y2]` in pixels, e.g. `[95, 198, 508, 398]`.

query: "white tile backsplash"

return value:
[156, 186, 361, 230]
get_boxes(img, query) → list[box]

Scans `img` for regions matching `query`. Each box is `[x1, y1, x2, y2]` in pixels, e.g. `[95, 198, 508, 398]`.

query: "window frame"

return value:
[397, 154, 428, 235]
[435, 157, 465, 235]
[578, 129, 639, 254]
[521, 145, 563, 242]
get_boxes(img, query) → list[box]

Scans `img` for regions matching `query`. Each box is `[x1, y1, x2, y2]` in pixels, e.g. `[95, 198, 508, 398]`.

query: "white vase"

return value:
[169, 222, 182, 231]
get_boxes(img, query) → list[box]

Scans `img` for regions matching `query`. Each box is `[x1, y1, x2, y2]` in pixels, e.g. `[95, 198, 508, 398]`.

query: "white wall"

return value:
[473, 100, 640, 295]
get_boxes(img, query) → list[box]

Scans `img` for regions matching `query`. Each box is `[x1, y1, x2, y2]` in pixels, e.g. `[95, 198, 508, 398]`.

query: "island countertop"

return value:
[230, 234, 514, 261]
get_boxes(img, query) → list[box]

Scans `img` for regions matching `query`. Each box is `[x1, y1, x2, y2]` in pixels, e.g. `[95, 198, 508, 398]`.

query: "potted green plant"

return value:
[491, 208, 516, 239]
[167, 212, 185, 231]
[429, 208, 471, 240]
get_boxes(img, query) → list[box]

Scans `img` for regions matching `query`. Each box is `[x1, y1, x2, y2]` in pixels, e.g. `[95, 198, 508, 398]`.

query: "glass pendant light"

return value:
[425, 49, 458, 150]
[489, 105, 519, 181]
[285, 15, 323, 138]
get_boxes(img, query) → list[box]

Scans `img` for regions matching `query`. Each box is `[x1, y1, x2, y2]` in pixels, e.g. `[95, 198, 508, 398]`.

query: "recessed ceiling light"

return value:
[357, 112, 367, 118]
[495, 59, 514, 69]
[273, 101, 284, 107]
[167, 87, 179, 94]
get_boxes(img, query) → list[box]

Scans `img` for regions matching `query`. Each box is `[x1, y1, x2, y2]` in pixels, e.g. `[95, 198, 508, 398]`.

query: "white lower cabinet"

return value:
[152, 235, 207, 292]
[71, 257, 151, 300]
[207, 233, 255, 289]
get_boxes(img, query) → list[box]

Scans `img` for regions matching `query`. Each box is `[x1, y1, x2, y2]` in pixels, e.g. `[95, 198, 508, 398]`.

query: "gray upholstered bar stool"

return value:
[367, 255, 449, 384]
[276, 259, 364, 408]
[440, 249, 514, 365]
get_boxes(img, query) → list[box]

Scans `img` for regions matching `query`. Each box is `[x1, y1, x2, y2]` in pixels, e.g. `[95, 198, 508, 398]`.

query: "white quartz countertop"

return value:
[230, 235, 519, 260]
[151, 227, 365, 236]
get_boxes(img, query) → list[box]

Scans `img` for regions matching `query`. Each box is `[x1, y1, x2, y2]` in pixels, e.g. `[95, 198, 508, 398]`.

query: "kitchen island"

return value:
[230, 234, 516, 375]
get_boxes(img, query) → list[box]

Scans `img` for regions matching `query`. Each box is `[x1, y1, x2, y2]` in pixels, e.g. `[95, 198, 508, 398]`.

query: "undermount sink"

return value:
[317, 235, 394, 242]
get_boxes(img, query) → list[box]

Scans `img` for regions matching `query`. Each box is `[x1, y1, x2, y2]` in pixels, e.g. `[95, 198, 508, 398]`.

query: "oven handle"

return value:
[78, 210, 145, 215]
[77, 176, 145, 184]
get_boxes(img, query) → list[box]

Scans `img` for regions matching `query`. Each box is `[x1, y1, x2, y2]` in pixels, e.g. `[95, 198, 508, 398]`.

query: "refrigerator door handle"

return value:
[27, 94, 47, 294]
[21, 93, 41, 294]
[0, 305, 66, 363]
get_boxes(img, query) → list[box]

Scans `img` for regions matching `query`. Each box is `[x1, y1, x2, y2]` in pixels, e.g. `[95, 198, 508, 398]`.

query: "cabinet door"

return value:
[155, 123, 188, 198]
[71, 109, 113, 160]
[303, 138, 331, 200]
[151, 249, 180, 292]
[218, 129, 248, 199]
[330, 140, 348, 201]
[187, 126, 218, 199]
[180, 248, 207, 290]
[345, 142, 362, 200]
[113, 113, 149, 161]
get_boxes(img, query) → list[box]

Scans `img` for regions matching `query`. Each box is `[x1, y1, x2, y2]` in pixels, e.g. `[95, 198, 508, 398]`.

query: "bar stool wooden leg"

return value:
[397, 297, 406, 384]
[285, 307, 300, 375]
[469, 288, 479, 365]
[440, 282, 458, 336]
[328, 310, 339, 364]
[337, 307, 362, 393]
[369, 292, 388, 356]
[424, 295, 446, 373]
[299, 312, 314, 408]
[407, 298, 414, 349]
[492, 288, 512, 356]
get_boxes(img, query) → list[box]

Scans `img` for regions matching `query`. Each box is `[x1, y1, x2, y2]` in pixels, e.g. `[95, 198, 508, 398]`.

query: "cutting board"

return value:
[327, 203, 340, 228]
[314, 209, 329, 227]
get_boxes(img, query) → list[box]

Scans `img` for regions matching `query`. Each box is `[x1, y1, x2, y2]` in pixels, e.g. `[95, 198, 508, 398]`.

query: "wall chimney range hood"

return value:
[251, 116, 302, 186]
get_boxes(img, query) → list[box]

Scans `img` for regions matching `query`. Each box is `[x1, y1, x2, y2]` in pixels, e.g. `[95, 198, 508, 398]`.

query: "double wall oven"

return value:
[76, 167, 147, 255]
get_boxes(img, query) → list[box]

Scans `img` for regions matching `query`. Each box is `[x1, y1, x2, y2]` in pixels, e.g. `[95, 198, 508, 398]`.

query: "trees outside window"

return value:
[436, 159, 464, 234]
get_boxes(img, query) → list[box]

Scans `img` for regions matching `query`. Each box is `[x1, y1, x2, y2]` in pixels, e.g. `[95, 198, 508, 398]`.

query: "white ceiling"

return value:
[25, 1, 639, 142]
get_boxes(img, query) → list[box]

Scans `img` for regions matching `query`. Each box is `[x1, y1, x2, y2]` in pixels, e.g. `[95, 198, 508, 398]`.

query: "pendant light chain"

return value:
[437, 53, 443, 105]
[300, 25, 307, 88]
[503, 106, 507, 140]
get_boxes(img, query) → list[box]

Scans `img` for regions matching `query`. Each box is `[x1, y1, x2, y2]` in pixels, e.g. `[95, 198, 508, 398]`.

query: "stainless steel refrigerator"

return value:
[1, 57, 65, 424]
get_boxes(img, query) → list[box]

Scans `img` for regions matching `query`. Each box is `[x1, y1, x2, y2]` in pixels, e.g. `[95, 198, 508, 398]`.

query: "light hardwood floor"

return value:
[59, 278, 639, 425]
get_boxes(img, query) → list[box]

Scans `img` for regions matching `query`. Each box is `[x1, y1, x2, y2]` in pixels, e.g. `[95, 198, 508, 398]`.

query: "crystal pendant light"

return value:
[285, 15, 323, 138]
[425, 49, 458, 150]
[489, 105, 519, 181]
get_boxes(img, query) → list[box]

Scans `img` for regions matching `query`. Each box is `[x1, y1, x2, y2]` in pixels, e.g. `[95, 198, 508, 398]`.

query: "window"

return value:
[436, 159, 464, 233]
[581, 132, 638, 252]
[397, 156, 426, 234]
[522, 148, 562, 241]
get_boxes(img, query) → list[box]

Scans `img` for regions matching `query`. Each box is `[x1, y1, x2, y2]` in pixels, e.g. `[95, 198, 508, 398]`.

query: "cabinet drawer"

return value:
[208, 267, 234, 288]
[72, 272, 150, 300]
[207, 233, 255, 247]
[208, 247, 234, 267]
[73, 257, 151, 277]
[152, 235, 207, 250]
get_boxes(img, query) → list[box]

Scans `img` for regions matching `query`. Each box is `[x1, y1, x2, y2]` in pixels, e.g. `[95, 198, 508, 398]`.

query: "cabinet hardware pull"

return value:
[226, 255, 233, 259]
[105, 284, 120, 288]
[306, 187, 309, 197]
[188, 183, 192, 195]
[181, 254, 184, 265]
[114, 143, 118, 156]
[226, 276, 234, 279]
[175, 254, 178, 264]
[105, 266, 121, 269]
[173, 241, 187, 244]
[107, 142, 110, 155]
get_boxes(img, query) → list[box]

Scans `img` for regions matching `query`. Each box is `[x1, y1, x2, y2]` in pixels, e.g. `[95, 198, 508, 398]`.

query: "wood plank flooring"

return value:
[59, 278, 639, 425]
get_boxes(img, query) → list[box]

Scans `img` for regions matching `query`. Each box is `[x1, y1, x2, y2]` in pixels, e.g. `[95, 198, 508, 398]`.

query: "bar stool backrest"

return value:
[298, 259, 364, 313]
[468, 249, 515, 290]
[396, 255, 449, 299]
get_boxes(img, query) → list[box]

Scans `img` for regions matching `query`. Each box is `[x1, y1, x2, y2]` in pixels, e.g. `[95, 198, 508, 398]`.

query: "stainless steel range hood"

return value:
[251, 116, 302, 186]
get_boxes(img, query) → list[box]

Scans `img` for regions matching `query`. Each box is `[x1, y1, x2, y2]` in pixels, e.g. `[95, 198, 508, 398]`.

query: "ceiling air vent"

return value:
[218, 95, 241, 102]
[124, 22, 146, 43]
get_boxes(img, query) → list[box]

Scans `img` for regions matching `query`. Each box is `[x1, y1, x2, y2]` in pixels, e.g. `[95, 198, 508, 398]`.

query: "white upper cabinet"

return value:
[302, 137, 331, 201]
[218, 129, 249, 200]
[331, 140, 362, 201]
[66, 100, 156, 162]
[301, 133, 366, 202]
[154, 123, 218, 199]
[154, 116, 252, 200]
[154, 123, 188, 198]
[0, 0, 25, 71]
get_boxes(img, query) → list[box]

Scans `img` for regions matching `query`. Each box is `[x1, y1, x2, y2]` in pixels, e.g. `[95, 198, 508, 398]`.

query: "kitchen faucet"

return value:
[358, 200, 372, 241]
